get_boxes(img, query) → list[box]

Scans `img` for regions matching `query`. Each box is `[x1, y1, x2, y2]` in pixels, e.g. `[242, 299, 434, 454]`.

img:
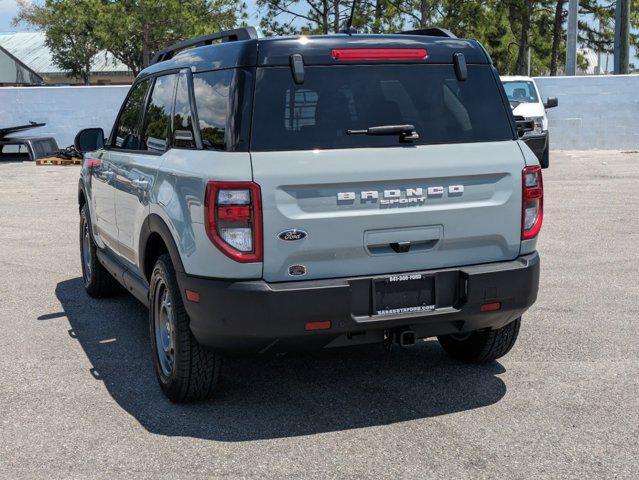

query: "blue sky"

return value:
[1, 0, 636, 69]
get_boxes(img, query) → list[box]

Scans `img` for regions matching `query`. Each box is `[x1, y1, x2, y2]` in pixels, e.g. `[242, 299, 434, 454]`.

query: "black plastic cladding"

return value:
[138, 34, 491, 79]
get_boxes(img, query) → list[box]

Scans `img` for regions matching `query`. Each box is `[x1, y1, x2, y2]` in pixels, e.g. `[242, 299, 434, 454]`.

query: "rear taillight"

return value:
[331, 48, 428, 61]
[521, 166, 543, 240]
[205, 181, 262, 263]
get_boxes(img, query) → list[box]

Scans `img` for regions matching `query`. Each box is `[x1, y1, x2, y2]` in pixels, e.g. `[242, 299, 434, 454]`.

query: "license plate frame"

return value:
[373, 273, 436, 316]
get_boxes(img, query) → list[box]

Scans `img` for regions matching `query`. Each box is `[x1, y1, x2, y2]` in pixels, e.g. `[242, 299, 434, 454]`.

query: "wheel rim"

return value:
[81, 219, 92, 284]
[154, 280, 175, 376]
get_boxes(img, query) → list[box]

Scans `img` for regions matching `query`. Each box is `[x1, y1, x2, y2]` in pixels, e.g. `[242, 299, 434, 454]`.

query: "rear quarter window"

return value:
[191, 68, 252, 152]
[251, 64, 514, 151]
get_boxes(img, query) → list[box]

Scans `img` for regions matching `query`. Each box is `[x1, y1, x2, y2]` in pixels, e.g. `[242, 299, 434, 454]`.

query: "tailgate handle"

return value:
[365, 226, 443, 256]
[390, 241, 412, 253]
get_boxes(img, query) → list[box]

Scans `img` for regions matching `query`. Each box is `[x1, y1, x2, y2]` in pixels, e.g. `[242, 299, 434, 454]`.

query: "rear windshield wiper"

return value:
[346, 124, 419, 143]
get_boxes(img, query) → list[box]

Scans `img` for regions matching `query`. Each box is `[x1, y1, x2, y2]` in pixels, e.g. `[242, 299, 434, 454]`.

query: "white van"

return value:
[501, 76, 558, 168]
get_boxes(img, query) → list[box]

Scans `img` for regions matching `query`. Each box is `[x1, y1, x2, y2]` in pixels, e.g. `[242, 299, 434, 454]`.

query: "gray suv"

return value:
[77, 27, 542, 402]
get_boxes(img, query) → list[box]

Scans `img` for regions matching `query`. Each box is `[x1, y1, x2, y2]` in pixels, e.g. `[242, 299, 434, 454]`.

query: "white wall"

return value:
[2, 76, 639, 151]
[534, 75, 639, 150]
[0, 85, 129, 148]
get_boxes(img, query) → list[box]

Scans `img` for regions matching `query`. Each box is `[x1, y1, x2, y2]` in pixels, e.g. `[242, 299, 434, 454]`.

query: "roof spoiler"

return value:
[397, 28, 457, 39]
[150, 27, 258, 65]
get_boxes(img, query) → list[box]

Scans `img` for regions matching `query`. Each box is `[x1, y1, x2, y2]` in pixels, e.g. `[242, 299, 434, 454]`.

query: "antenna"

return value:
[339, 0, 358, 34]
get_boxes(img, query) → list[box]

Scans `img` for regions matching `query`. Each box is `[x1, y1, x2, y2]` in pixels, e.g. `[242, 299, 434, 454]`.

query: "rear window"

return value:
[251, 64, 513, 151]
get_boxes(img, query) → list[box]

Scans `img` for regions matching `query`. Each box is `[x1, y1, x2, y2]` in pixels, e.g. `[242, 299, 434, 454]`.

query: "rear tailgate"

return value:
[252, 141, 524, 282]
[249, 60, 522, 282]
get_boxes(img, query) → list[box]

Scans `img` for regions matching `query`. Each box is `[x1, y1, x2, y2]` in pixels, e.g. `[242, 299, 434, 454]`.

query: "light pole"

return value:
[565, 0, 578, 76]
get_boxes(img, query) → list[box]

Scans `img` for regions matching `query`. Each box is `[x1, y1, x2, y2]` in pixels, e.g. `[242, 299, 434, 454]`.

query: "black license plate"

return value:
[373, 274, 436, 316]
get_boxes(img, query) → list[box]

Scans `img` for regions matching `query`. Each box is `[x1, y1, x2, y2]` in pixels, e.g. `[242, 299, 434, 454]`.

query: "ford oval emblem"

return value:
[288, 265, 307, 276]
[278, 229, 307, 241]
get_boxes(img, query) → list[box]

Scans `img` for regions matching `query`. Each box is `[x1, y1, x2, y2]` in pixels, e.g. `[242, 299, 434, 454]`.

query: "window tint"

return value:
[172, 72, 197, 149]
[142, 73, 177, 153]
[284, 89, 319, 131]
[502, 81, 539, 103]
[192, 70, 232, 151]
[113, 79, 150, 149]
[251, 64, 514, 151]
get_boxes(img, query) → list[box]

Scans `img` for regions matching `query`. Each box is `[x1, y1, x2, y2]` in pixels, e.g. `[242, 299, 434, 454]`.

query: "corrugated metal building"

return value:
[0, 32, 133, 85]
[0, 44, 43, 85]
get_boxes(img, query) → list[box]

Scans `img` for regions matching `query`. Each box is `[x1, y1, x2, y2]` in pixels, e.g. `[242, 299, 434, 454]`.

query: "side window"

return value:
[192, 70, 233, 151]
[172, 72, 197, 149]
[141, 73, 178, 153]
[113, 79, 150, 150]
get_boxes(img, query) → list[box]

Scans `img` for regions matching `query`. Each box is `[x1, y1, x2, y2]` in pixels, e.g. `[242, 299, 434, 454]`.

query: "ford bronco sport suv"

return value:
[77, 27, 542, 402]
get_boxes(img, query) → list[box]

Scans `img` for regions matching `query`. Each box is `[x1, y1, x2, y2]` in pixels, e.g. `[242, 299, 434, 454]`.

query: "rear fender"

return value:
[138, 214, 186, 278]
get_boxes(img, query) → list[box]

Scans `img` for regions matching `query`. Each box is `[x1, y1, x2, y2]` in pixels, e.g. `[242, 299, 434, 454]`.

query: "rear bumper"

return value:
[177, 252, 540, 354]
[523, 131, 548, 160]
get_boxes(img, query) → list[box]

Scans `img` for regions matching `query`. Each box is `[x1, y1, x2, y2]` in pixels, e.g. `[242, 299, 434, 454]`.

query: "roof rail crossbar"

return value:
[398, 28, 457, 39]
[150, 27, 258, 65]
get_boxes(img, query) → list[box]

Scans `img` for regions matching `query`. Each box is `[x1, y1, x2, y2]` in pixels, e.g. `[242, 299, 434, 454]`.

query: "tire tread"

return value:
[80, 204, 121, 298]
[151, 254, 221, 402]
[438, 318, 521, 363]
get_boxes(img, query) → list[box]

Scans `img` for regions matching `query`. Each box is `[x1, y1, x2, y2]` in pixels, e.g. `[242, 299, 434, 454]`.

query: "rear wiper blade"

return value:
[346, 124, 419, 143]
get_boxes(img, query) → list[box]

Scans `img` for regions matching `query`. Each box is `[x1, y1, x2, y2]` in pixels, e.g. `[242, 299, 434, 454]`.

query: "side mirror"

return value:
[74, 128, 104, 153]
[544, 97, 558, 109]
[514, 116, 534, 138]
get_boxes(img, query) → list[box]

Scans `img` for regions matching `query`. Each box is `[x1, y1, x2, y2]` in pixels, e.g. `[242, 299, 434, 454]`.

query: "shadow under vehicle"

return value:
[53, 277, 508, 441]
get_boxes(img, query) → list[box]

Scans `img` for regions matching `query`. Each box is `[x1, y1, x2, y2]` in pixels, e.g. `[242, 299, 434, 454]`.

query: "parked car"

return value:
[77, 27, 542, 402]
[501, 75, 558, 168]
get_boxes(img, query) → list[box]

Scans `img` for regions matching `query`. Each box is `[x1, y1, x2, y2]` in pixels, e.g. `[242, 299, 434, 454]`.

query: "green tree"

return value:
[549, 0, 566, 75]
[256, 0, 405, 35]
[15, 0, 244, 79]
[93, 0, 244, 74]
[357, 0, 406, 33]
[256, 0, 346, 35]
[13, 0, 103, 85]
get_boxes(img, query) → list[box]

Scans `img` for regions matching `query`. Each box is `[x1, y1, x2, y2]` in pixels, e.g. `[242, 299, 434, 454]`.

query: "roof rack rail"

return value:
[398, 28, 457, 39]
[150, 27, 258, 65]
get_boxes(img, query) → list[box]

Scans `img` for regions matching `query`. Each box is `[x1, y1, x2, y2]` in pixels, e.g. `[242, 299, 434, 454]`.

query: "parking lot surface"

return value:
[0, 151, 638, 479]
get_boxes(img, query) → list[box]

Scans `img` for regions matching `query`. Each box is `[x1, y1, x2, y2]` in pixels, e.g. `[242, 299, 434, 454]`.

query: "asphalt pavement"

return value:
[0, 151, 637, 479]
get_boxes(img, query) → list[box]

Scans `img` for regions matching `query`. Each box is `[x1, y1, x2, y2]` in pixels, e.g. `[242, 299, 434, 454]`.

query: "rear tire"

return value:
[80, 204, 121, 298]
[437, 318, 521, 363]
[149, 253, 222, 402]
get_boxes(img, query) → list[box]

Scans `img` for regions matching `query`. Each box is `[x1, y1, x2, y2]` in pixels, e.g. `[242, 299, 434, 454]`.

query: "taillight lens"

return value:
[205, 181, 262, 262]
[522, 166, 543, 240]
[331, 48, 428, 61]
